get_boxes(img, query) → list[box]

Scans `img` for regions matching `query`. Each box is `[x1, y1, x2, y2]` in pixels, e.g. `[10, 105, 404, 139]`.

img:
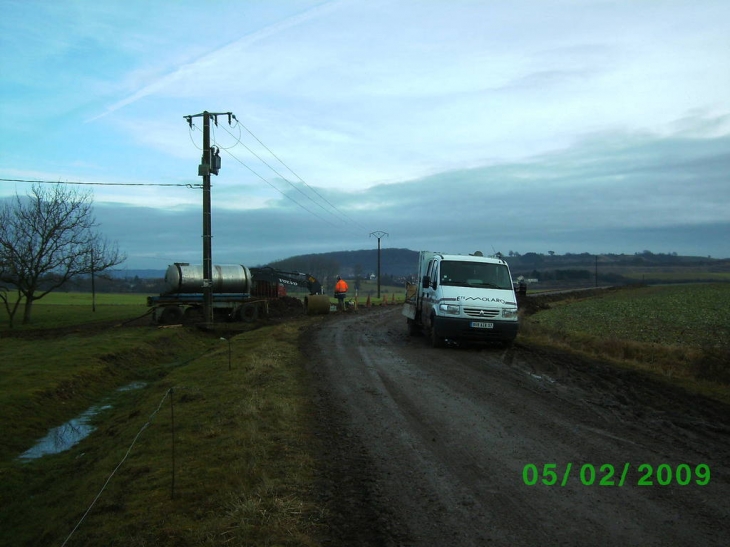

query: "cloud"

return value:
[2, 0, 728, 269]
[87, 128, 730, 268]
[15, 0, 718, 198]
[87, 1, 344, 121]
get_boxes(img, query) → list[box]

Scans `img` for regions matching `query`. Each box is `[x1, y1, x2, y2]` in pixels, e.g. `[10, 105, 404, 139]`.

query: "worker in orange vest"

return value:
[334, 276, 349, 311]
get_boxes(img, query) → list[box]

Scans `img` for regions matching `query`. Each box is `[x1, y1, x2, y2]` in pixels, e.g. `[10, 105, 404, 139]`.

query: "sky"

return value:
[1, 0, 729, 271]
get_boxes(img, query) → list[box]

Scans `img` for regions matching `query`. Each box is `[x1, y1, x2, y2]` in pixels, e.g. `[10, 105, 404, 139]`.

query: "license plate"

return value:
[470, 321, 494, 329]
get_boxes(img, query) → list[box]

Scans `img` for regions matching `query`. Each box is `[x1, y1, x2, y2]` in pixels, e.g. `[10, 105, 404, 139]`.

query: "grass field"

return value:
[621, 271, 730, 282]
[0, 292, 151, 329]
[520, 284, 730, 401]
[0, 296, 325, 546]
[526, 284, 729, 348]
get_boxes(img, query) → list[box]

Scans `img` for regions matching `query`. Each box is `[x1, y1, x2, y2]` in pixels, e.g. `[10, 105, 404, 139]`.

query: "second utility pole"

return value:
[370, 231, 388, 299]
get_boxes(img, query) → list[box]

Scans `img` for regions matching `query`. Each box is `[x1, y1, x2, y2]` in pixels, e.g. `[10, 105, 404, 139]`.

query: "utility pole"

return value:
[184, 111, 234, 324]
[369, 231, 389, 299]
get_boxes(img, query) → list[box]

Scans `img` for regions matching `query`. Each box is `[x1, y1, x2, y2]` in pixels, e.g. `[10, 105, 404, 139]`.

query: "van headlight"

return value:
[502, 308, 518, 319]
[439, 303, 460, 315]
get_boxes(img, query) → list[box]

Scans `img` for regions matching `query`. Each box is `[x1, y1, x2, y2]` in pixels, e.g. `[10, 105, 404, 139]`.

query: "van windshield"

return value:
[439, 261, 513, 290]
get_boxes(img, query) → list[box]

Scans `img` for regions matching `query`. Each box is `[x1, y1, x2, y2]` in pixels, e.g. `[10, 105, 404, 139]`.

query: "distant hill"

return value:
[103, 251, 730, 286]
[267, 248, 420, 278]
[266, 249, 730, 286]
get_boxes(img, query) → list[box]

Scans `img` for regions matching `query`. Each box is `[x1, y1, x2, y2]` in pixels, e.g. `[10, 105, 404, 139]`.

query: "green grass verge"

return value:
[0, 313, 324, 546]
[0, 292, 151, 330]
[520, 284, 730, 402]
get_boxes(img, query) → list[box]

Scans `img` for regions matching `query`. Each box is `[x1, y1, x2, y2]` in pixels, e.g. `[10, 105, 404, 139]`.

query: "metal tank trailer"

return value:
[164, 263, 252, 294]
[147, 262, 331, 324]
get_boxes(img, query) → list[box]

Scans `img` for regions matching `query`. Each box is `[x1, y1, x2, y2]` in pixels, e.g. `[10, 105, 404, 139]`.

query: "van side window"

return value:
[426, 260, 436, 282]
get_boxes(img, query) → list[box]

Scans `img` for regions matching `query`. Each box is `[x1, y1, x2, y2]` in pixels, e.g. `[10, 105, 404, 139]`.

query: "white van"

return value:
[403, 251, 519, 347]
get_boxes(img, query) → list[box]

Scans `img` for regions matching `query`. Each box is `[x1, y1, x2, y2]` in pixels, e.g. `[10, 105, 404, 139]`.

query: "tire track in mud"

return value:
[304, 307, 730, 546]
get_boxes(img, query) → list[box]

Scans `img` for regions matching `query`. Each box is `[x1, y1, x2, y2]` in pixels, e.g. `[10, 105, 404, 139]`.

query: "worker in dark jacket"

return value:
[334, 276, 349, 311]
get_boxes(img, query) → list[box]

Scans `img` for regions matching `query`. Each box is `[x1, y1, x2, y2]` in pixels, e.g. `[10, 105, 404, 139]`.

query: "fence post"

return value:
[170, 388, 176, 499]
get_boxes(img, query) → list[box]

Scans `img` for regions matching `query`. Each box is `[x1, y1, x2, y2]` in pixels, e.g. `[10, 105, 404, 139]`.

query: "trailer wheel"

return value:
[184, 306, 203, 322]
[159, 305, 183, 325]
[237, 303, 258, 323]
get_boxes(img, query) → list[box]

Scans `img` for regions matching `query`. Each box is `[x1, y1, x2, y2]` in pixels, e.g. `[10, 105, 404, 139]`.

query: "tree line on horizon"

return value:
[2, 180, 723, 326]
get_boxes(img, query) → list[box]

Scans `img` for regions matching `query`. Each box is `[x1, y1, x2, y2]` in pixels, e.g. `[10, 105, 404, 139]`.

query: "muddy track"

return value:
[303, 307, 730, 546]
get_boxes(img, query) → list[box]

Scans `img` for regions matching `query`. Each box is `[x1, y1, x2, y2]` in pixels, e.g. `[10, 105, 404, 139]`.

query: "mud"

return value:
[303, 307, 730, 546]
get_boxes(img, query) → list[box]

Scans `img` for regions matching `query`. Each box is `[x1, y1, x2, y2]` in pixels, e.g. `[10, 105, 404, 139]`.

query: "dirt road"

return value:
[304, 307, 730, 546]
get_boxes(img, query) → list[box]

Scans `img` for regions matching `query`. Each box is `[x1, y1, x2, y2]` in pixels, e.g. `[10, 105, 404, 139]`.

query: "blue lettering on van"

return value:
[458, 296, 508, 304]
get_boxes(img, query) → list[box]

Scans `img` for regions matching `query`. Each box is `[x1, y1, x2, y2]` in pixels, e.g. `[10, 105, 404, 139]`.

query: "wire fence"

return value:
[58, 346, 218, 546]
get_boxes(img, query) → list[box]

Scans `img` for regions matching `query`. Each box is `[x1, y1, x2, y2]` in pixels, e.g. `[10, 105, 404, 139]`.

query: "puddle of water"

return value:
[529, 372, 556, 384]
[117, 381, 147, 392]
[17, 381, 147, 461]
[18, 407, 101, 460]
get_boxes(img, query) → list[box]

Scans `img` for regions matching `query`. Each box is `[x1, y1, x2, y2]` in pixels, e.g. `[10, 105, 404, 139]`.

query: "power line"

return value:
[219, 123, 349, 226]
[233, 119, 370, 231]
[188, 124, 203, 150]
[217, 118, 369, 232]
[0, 178, 191, 187]
[217, 146, 343, 228]
[190, 123, 364, 234]
[211, 121, 242, 151]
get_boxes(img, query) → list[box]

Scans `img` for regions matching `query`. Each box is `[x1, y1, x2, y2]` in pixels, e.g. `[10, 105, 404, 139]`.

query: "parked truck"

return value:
[402, 251, 519, 347]
[147, 263, 328, 324]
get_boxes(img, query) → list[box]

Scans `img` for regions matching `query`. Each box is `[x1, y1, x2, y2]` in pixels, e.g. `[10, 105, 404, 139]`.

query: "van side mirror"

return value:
[422, 275, 438, 289]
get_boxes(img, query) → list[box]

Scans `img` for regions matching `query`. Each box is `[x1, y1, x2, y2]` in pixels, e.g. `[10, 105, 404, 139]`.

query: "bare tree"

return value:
[0, 184, 126, 327]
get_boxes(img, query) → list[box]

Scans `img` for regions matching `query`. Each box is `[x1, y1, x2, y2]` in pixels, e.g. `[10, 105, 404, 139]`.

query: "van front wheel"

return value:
[407, 319, 420, 336]
[430, 315, 445, 348]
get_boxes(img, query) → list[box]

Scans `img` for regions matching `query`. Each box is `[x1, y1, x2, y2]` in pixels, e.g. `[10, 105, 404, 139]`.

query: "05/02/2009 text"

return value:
[522, 462, 711, 487]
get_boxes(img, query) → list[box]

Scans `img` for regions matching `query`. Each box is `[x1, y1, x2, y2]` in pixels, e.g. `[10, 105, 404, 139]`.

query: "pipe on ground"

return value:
[304, 294, 331, 315]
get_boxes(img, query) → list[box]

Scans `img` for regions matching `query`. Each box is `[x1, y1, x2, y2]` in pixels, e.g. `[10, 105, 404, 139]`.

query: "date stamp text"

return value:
[522, 463, 711, 487]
